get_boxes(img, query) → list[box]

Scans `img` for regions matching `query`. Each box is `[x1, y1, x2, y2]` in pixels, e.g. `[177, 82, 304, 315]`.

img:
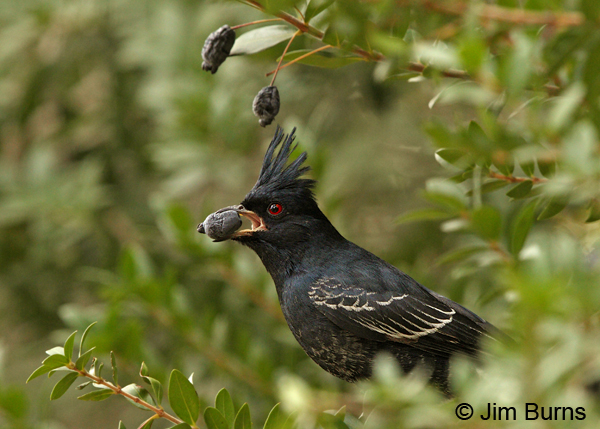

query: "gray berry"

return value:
[252, 86, 280, 127]
[197, 209, 242, 241]
[201, 25, 236, 74]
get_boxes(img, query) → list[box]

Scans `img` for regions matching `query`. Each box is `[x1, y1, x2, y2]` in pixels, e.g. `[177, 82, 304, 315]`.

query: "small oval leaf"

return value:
[122, 384, 156, 410]
[471, 205, 502, 241]
[230, 25, 297, 56]
[506, 180, 533, 199]
[215, 388, 235, 427]
[42, 354, 69, 369]
[510, 199, 538, 256]
[168, 370, 200, 425]
[204, 407, 229, 429]
[63, 332, 77, 362]
[77, 389, 115, 401]
[50, 372, 79, 400]
[75, 347, 95, 371]
[79, 322, 97, 357]
[234, 403, 252, 429]
[435, 148, 469, 167]
[586, 199, 600, 222]
[27, 365, 53, 383]
[263, 403, 285, 429]
[537, 197, 568, 220]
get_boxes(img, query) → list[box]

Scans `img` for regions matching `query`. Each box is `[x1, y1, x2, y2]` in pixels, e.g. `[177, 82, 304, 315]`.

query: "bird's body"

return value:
[198, 127, 502, 395]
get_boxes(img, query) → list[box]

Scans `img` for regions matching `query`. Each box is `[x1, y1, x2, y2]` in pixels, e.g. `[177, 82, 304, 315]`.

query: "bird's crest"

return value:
[251, 127, 316, 198]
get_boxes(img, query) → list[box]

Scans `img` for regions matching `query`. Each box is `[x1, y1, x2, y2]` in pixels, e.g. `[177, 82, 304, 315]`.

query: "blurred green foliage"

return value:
[2, 0, 600, 428]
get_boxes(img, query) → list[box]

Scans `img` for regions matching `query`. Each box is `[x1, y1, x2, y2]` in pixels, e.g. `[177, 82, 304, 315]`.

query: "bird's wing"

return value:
[308, 277, 495, 357]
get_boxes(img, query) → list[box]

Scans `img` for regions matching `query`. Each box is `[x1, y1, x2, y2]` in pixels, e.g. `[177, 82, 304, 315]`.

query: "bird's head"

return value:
[198, 127, 338, 253]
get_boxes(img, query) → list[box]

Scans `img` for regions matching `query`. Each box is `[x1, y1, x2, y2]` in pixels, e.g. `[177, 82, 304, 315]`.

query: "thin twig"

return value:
[69, 364, 185, 427]
[489, 171, 548, 184]
[407, 61, 470, 79]
[421, 0, 585, 28]
[266, 45, 334, 77]
[270, 30, 300, 85]
[231, 18, 282, 30]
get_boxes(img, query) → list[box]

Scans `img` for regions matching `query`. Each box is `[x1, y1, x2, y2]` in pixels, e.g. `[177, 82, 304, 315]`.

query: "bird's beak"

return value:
[231, 207, 267, 238]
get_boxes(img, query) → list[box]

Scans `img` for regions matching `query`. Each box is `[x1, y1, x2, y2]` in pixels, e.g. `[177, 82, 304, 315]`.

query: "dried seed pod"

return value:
[252, 85, 280, 127]
[197, 209, 242, 241]
[201, 25, 236, 74]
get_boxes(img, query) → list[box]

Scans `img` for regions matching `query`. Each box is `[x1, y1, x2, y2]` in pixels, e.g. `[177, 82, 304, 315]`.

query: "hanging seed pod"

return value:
[201, 25, 236, 74]
[252, 85, 280, 127]
[197, 208, 242, 241]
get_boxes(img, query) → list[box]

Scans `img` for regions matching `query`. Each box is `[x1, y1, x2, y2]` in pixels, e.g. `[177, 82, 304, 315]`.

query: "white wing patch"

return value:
[308, 278, 455, 341]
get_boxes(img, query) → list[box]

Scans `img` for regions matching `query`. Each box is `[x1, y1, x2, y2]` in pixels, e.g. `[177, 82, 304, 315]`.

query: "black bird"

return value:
[198, 127, 503, 395]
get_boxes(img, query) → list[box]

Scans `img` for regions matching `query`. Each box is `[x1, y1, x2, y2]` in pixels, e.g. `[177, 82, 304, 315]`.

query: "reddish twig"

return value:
[266, 45, 335, 77]
[68, 364, 185, 427]
[489, 171, 548, 184]
[270, 30, 300, 85]
[231, 18, 282, 30]
[420, 0, 585, 28]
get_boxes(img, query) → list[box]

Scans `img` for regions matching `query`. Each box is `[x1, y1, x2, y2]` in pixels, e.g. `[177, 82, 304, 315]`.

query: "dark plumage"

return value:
[199, 127, 504, 395]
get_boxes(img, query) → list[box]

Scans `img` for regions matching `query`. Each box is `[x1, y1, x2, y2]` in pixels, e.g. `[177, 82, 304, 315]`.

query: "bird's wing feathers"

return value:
[308, 277, 493, 357]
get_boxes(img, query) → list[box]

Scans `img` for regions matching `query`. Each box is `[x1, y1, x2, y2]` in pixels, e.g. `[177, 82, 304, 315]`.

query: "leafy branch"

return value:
[26, 323, 353, 429]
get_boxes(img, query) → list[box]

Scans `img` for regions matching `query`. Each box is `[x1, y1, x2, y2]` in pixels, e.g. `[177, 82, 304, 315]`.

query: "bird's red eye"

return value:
[268, 203, 283, 216]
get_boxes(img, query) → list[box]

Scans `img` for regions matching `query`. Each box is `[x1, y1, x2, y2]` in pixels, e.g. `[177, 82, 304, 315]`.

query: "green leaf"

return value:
[119, 421, 127, 429]
[111, 351, 118, 386]
[468, 121, 494, 152]
[492, 153, 515, 176]
[263, 403, 285, 429]
[510, 200, 538, 256]
[471, 205, 502, 241]
[230, 25, 297, 56]
[122, 384, 156, 410]
[423, 179, 468, 212]
[139, 416, 156, 429]
[317, 412, 350, 429]
[76, 380, 92, 390]
[63, 331, 77, 362]
[169, 424, 192, 429]
[79, 322, 97, 357]
[279, 50, 363, 69]
[395, 209, 452, 224]
[586, 199, 600, 223]
[234, 403, 252, 429]
[46, 346, 65, 356]
[437, 245, 490, 265]
[506, 181, 534, 199]
[520, 161, 535, 177]
[434, 148, 469, 167]
[50, 372, 79, 400]
[537, 197, 569, 220]
[215, 388, 235, 428]
[537, 158, 556, 178]
[75, 347, 95, 371]
[466, 180, 508, 196]
[204, 407, 229, 429]
[168, 370, 200, 425]
[42, 353, 69, 369]
[77, 389, 115, 401]
[305, 0, 335, 23]
[140, 364, 163, 405]
[27, 365, 53, 383]
[281, 412, 298, 429]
